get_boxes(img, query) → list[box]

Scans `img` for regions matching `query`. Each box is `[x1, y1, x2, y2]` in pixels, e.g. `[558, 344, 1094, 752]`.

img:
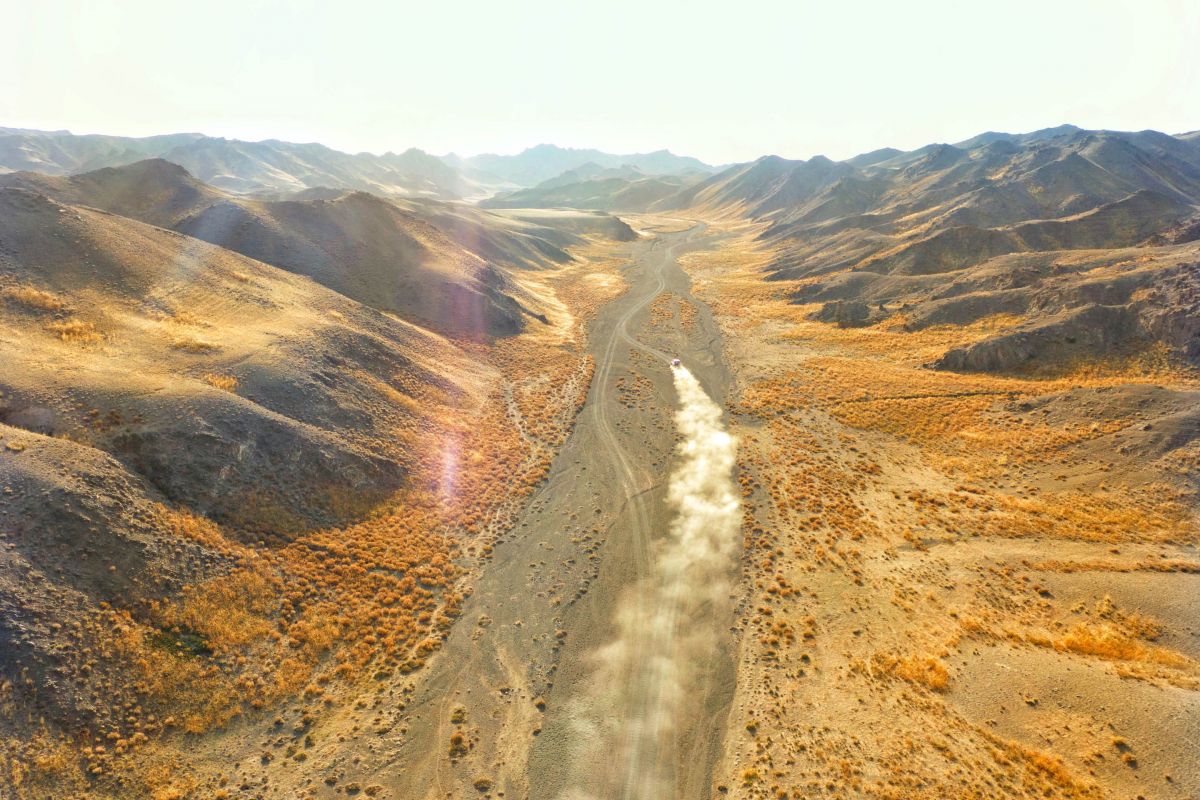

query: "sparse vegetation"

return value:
[871, 653, 950, 691]
[200, 372, 238, 391]
[46, 317, 102, 343]
[2, 284, 70, 312]
[171, 334, 220, 353]
[0, 184, 623, 798]
[682, 216, 1196, 800]
[4, 117, 1199, 800]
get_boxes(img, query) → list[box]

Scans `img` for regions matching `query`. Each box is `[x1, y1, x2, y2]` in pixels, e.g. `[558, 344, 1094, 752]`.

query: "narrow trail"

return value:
[539, 222, 739, 800]
[588, 235, 676, 583]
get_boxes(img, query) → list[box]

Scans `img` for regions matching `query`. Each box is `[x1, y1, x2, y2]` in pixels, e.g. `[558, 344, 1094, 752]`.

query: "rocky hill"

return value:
[0, 160, 610, 337]
[687, 127, 1200, 371]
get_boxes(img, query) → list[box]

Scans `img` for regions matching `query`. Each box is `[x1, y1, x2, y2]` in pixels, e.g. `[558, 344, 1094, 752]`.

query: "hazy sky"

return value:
[4, 0, 1198, 164]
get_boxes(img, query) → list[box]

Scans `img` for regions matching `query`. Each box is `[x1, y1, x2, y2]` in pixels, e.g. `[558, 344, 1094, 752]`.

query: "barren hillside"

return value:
[0, 161, 608, 338]
[0, 159, 637, 798]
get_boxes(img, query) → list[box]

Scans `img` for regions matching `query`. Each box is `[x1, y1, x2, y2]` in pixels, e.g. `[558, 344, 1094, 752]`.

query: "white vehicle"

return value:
[670, 358, 681, 367]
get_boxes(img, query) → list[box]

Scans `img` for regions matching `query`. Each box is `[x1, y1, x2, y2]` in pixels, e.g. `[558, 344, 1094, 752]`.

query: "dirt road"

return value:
[381, 222, 737, 799]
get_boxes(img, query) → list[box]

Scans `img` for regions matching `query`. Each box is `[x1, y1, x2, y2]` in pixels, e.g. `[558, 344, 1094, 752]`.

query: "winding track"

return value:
[590, 228, 705, 580]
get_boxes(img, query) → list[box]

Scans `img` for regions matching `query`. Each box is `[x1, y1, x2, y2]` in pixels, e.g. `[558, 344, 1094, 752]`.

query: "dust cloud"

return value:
[564, 365, 739, 799]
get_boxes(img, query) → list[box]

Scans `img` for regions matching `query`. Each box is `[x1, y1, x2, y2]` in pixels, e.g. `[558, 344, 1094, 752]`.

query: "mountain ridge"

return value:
[0, 127, 719, 199]
[0, 159, 614, 338]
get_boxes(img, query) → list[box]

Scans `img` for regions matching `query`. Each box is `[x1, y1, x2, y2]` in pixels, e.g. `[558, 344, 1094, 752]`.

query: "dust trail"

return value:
[563, 365, 739, 799]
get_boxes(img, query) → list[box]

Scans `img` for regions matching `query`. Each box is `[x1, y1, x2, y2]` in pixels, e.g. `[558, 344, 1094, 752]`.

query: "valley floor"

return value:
[365, 218, 738, 800]
[683, 217, 1200, 800]
[5, 210, 1197, 800]
[335, 214, 1199, 800]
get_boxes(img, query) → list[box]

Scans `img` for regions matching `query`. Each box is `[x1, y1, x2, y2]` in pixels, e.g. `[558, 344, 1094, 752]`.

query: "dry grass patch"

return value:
[1024, 558, 1200, 574]
[46, 318, 102, 344]
[870, 653, 950, 691]
[1024, 623, 1192, 669]
[170, 310, 209, 327]
[680, 220, 1192, 798]
[201, 373, 238, 392]
[2, 284, 70, 312]
[172, 334, 220, 353]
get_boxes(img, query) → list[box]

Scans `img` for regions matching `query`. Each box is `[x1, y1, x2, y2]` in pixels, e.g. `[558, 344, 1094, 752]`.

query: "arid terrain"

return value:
[1, 124, 1198, 800]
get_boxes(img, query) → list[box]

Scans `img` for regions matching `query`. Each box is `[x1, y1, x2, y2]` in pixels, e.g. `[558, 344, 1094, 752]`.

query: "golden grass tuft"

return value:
[201, 372, 239, 392]
[1044, 623, 1190, 668]
[157, 569, 279, 651]
[46, 318, 102, 343]
[172, 335, 220, 353]
[171, 310, 208, 327]
[872, 653, 950, 691]
[2, 284, 70, 312]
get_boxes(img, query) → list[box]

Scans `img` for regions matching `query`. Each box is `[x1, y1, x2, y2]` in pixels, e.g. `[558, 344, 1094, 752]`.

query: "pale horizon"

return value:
[3, 119, 1198, 169]
[4, 0, 1198, 165]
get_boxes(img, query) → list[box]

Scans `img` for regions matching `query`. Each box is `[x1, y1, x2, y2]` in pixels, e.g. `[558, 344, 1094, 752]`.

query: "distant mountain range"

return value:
[679, 125, 1200, 371]
[482, 125, 1200, 219]
[677, 125, 1200, 262]
[480, 163, 706, 211]
[0, 128, 474, 199]
[447, 143, 716, 187]
[475, 123, 1200, 370]
[0, 127, 717, 200]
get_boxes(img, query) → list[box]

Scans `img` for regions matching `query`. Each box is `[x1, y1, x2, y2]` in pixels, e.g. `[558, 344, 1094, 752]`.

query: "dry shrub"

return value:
[201, 372, 238, 391]
[1017, 340, 1179, 381]
[983, 487, 1195, 544]
[0, 733, 77, 791]
[172, 335, 220, 353]
[873, 653, 950, 691]
[159, 569, 278, 651]
[1045, 623, 1190, 668]
[988, 734, 1096, 796]
[1024, 558, 1200, 574]
[46, 318, 102, 343]
[155, 504, 244, 554]
[2, 284, 69, 312]
[171, 310, 206, 327]
[151, 783, 191, 800]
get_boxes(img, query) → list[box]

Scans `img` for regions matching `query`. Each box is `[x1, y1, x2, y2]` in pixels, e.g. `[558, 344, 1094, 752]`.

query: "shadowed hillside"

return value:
[678, 127, 1200, 371]
[0, 186, 464, 527]
[0, 160, 629, 337]
[0, 184, 492, 755]
[0, 164, 630, 797]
